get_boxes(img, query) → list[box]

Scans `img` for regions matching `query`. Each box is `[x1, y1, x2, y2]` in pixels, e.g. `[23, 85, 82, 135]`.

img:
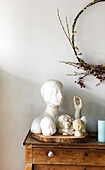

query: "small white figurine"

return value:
[31, 79, 64, 135]
[57, 114, 74, 135]
[40, 117, 56, 136]
[73, 96, 83, 119]
[73, 119, 85, 137]
[81, 116, 87, 133]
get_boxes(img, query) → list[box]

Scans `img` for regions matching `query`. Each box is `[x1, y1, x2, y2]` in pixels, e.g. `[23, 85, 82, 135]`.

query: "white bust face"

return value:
[41, 80, 64, 106]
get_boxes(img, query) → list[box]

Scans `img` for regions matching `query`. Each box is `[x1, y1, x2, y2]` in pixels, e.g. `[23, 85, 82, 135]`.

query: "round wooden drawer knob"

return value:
[48, 151, 54, 158]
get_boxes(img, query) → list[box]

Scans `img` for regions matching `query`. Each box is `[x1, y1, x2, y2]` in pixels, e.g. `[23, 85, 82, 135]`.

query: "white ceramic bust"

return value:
[31, 79, 64, 135]
[73, 119, 85, 137]
[73, 96, 83, 119]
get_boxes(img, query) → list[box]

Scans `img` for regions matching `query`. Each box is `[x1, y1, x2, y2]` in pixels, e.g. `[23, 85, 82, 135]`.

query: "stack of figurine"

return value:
[31, 80, 87, 137]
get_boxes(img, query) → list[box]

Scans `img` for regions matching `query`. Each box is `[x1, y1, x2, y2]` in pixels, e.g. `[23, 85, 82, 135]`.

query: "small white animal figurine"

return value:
[73, 96, 83, 119]
[40, 117, 56, 136]
[57, 114, 74, 135]
[31, 79, 64, 134]
[73, 119, 85, 137]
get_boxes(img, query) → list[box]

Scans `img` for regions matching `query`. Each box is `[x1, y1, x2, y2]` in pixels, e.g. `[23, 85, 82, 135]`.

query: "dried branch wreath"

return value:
[57, 0, 105, 88]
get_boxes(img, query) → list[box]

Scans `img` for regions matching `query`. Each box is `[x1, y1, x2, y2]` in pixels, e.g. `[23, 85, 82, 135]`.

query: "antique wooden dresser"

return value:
[23, 131, 105, 170]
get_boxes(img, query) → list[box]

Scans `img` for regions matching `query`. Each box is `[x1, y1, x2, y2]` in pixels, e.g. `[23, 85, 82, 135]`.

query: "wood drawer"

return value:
[34, 165, 105, 170]
[33, 148, 105, 166]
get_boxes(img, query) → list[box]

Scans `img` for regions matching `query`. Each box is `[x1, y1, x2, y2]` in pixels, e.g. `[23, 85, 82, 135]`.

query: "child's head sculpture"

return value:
[40, 79, 64, 107]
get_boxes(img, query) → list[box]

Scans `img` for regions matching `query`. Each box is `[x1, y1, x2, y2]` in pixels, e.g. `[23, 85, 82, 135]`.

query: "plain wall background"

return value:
[0, 0, 105, 169]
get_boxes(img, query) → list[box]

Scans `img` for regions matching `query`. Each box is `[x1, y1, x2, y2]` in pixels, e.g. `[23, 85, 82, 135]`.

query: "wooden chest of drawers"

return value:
[23, 131, 105, 170]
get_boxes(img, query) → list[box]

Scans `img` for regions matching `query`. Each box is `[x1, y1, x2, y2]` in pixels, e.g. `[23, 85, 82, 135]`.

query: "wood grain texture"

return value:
[33, 148, 105, 166]
[23, 131, 105, 149]
[25, 144, 32, 164]
[23, 131, 105, 170]
[34, 165, 105, 170]
[25, 164, 32, 170]
[31, 132, 89, 144]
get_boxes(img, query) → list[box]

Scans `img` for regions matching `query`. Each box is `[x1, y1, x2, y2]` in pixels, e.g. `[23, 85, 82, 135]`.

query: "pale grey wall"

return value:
[0, 0, 105, 169]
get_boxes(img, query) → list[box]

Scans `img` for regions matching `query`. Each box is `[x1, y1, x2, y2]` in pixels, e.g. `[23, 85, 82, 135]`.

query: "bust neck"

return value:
[45, 104, 59, 117]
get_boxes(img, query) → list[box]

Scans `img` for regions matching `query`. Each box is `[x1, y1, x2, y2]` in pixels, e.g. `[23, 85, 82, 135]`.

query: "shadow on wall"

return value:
[0, 70, 105, 169]
[0, 70, 44, 170]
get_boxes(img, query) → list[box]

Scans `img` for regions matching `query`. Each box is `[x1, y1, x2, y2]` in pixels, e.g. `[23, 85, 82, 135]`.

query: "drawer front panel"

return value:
[34, 165, 105, 170]
[33, 148, 105, 166]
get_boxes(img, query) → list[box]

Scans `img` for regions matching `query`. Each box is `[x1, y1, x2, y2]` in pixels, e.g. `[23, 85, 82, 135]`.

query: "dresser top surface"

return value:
[23, 130, 105, 149]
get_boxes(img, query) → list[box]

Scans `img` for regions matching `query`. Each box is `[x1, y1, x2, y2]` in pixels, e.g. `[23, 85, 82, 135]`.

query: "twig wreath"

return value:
[57, 0, 105, 88]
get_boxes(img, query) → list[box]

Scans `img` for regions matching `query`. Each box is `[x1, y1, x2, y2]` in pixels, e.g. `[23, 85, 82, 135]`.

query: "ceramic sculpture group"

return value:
[31, 80, 87, 137]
